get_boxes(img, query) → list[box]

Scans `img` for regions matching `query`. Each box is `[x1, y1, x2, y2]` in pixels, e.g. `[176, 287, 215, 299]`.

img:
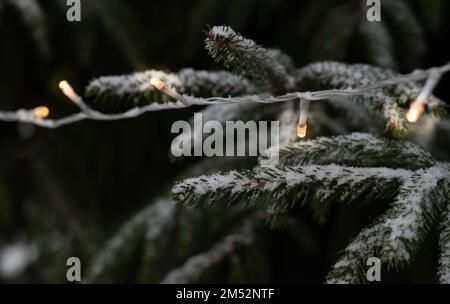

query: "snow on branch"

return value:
[270, 132, 435, 170]
[327, 165, 450, 284]
[205, 25, 295, 93]
[85, 68, 256, 112]
[439, 192, 450, 284]
[296, 61, 447, 132]
[172, 165, 411, 211]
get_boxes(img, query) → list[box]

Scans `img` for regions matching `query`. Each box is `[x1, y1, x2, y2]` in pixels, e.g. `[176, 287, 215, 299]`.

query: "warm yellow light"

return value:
[58, 80, 78, 102]
[406, 102, 425, 123]
[32, 106, 50, 119]
[297, 124, 307, 138]
[150, 77, 166, 90]
[59, 80, 72, 94]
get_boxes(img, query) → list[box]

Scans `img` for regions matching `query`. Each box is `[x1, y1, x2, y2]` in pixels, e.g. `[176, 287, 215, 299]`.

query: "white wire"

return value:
[1, 62, 449, 129]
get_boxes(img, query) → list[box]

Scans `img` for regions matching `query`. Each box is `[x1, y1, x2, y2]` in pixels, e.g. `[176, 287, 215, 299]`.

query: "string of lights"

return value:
[0, 62, 449, 131]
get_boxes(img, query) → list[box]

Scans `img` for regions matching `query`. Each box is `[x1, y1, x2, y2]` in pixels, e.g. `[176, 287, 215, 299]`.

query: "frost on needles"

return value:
[79, 26, 445, 135]
[4, 19, 448, 283]
[85, 69, 256, 112]
[80, 26, 449, 283]
[172, 133, 450, 283]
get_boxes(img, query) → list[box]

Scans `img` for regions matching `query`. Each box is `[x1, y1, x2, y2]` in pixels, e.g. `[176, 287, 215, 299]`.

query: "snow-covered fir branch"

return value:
[439, 192, 450, 284]
[295, 61, 447, 132]
[327, 165, 449, 284]
[85, 68, 256, 111]
[172, 164, 411, 211]
[271, 132, 435, 170]
[169, 128, 450, 283]
[205, 26, 294, 93]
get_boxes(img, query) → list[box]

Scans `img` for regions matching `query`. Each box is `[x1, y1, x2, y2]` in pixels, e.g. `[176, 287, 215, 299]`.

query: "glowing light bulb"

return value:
[150, 77, 166, 90]
[58, 80, 78, 102]
[405, 72, 442, 124]
[59, 80, 72, 94]
[150, 77, 189, 105]
[297, 99, 311, 138]
[32, 106, 50, 119]
[406, 102, 424, 123]
[297, 124, 307, 138]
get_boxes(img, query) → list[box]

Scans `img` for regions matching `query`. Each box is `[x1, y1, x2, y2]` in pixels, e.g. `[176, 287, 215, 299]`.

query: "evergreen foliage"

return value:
[1, 0, 450, 284]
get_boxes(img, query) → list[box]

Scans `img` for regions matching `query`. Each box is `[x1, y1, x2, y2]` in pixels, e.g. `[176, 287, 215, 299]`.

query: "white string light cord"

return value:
[1, 62, 449, 129]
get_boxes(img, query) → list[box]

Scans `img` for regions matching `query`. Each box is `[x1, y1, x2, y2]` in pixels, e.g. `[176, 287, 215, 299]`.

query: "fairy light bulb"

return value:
[59, 80, 84, 108]
[59, 80, 75, 98]
[32, 106, 50, 119]
[150, 77, 189, 105]
[297, 99, 311, 138]
[297, 124, 308, 138]
[406, 102, 424, 123]
[150, 77, 166, 91]
[406, 72, 441, 123]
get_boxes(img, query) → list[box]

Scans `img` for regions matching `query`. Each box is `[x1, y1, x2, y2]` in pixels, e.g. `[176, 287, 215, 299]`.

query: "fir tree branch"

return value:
[205, 26, 294, 93]
[172, 165, 411, 211]
[85, 69, 256, 112]
[295, 61, 446, 133]
[438, 190, 450, 284]
[326, 166, 450, 284]
[271, 132, 435, 170]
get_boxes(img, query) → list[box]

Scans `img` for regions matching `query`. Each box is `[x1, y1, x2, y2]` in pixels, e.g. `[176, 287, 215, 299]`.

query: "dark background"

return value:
[0, 0, 449, 283]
